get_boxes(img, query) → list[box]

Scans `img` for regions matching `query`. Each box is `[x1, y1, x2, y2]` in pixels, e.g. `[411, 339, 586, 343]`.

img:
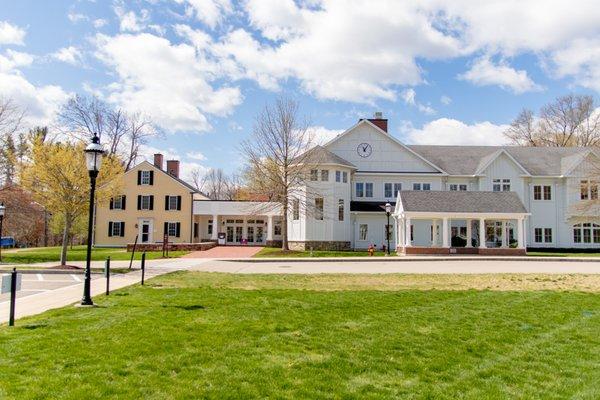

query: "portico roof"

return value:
[395, 191, 528, 214]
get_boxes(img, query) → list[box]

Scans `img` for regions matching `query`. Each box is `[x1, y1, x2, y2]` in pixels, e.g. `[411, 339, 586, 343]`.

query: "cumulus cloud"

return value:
[400, 88, 436, 115]
[94, 32, 243, 132]
[550, 38, 600, 92]
[93, 19, 108, 28]
[0, 21, 25, 45]
[113, 4, 150, 32]
[310, 126, 345, 145]
[186, 151, 206, 160]
[175, 0, 233, 29]
[459, 57, 542, 94]
[440, 95, 452, 105]
[405, 118, 510, 146]
[52, 46, 82, 65]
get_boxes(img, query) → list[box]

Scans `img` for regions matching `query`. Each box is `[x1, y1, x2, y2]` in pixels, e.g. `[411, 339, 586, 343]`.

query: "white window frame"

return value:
[315, 198, 324, 221]
[580, 180, 598, 201]
[359, 224, 368, 241]
[394, 183, 402, 197]
[493, 178, 511, 192]
[533, 185, 552, 201]
[573, 223, 600, 244]
[167, 222, 177, 237]
[167, 195, 178, 211]
[140, 170, 151, 185]
[355, 182, 364, 197]
[112, 221, 123, 237]
[321, 170, 329, 182]
[292, 199, 300, 220]
[449, 184, 468, 191]
[335, 171, 341, 182]
[384, 183, 393, 198]
[310, 169, 318, 181]
[338, 199, 344, 221]
[365, 183, 373, 197]
[113, 196, 124, 210]
[140, 195, 152, 210]
[342, 171, 348, 183]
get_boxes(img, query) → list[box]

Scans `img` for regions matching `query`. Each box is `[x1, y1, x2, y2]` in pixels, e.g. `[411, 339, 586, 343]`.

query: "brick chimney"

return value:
[166, 160, 180, 178]
[367, 111, 388, 132]
[153, 153, 164, 170]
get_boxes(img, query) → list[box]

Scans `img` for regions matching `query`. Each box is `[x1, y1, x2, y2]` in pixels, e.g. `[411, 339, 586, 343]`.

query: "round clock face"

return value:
[357, 143, 372, 158]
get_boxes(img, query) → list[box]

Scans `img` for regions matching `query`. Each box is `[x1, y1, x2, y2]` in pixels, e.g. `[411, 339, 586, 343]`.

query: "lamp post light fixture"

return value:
[0, 203, 5, 262]
[385, 202, 392, 256]
[81, 133, 104, 306]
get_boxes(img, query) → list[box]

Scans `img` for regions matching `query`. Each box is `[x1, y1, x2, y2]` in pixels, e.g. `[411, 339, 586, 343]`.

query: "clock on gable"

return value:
[357, 142, 372, 158]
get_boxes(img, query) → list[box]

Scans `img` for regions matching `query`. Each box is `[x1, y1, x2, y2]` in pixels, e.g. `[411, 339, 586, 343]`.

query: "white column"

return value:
[466, 219, 472, 248]
[517, 218, 525, 249]
[211, 215, 219, 240]
[501, 221, 508, 248]
[266, 215, 274, 241]
[394, 217, 399, 251]
[405, 217, 412, 247]
[478, 218, 486, 248]
[442, 217, 449, 247]
[431, 220, 438, 247]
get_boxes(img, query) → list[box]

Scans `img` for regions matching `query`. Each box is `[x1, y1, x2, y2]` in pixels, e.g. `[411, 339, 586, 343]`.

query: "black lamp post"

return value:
[0, 203, 5, 262]
[81, 133, 104, 306]
[385, 202, 392, 256]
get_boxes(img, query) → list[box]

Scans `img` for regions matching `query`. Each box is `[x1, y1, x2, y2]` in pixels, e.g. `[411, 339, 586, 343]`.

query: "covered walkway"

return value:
[393, 191, 530, 256]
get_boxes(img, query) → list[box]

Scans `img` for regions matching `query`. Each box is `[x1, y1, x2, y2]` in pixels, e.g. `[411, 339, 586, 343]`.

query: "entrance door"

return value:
[139, 219, 153, 243]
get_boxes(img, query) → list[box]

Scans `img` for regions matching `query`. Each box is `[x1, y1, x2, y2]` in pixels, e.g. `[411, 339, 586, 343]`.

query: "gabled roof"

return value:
[295, 145, 357, 168]
[396, 190, 528, 214]
[474, 149, 531, 176]
[323, 119, 448, 174]
[132, 160, 200, 193]
[408, 145, 597, 176]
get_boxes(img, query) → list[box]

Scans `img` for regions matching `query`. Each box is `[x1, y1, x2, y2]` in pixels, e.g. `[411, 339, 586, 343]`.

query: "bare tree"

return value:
[240, 97, 317, 251]
[0, 97, 24, 140]
[505, 94, 600, 147]
[58, 95, 157, 170]
[191, 167, 242, 200]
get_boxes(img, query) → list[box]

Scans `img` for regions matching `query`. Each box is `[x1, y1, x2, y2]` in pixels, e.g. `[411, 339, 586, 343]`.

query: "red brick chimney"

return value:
[153, 153, 164, 170]
[166, 160, 180, 178]
[367, 111, 388, 133]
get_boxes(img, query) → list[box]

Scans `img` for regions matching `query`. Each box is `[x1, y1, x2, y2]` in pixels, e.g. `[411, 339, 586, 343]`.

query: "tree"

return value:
[0, 97, 24, 140]
[191, 167, 242, 200]
[58, 95, 158, 171]
[0, 184, 49, 247]
[21, 136, 123, 265]
[240, 97, 317, 251]
[505, 94, 600, 147]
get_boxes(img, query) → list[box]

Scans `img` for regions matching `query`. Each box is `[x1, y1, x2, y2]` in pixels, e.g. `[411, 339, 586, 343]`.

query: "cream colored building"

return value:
[95, 154, 208, 247]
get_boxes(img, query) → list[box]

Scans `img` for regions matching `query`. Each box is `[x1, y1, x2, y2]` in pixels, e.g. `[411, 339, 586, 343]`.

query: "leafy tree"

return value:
[21, 136, 123, 265]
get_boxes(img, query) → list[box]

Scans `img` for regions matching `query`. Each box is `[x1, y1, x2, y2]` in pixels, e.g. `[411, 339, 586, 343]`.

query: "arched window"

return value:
[573, 223, 600, 244]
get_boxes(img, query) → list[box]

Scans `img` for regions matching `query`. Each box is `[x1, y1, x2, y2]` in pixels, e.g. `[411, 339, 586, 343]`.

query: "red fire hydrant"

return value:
[368, 244, 375, 256]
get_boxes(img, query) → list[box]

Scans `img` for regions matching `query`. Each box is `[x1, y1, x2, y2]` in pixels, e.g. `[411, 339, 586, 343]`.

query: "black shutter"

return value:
[177, 196, 182, 210]
[122, 195, 126, 210]
[137, 170, 142, 185]
[109, 198, 114, 209]
[165, 195, 169, 210]
[108, 222, 113, 237]
[164, 222, 168, 236]
[149, 195, 154, 210]
[137, 195, 141, 210]
[176, 222, 181, 238]
[120, 222, 125, 237]
[149, 171, 154, 185]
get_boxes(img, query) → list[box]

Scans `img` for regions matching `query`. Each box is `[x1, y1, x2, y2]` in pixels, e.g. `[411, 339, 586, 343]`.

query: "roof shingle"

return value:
[398, 190, 528, 214]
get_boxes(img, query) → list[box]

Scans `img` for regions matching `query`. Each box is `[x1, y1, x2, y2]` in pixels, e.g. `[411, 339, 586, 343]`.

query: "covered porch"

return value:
[393, 191, 530, 256]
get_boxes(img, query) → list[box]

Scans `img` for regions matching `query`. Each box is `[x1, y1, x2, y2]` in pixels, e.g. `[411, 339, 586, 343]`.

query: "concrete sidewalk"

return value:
[0, 258, 208, 324]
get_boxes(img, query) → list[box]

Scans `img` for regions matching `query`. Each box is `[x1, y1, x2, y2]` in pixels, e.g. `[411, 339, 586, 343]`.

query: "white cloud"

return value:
[186, 151, 206, 160]
[0, 49, 34, 71]
[52, 46, 82, 65]
[176, 0, 233, 29]
[93, 19, 108, 28]
[405, 118, 510, 146]
[400, 88, 436, 115]
[458, 57, 542, 94]
[440, 95, 452, 105]
[67, 12, 88, 23]
[550, 38, 600, 92]
[94, 32, 243, 132]
[113, 5, 150, 32]
[0, 21, 25, 45]
[310, 126, 344, 145]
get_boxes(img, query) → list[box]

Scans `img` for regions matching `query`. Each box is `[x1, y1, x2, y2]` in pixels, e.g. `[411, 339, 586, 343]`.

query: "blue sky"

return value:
[1, 0, 599, 178]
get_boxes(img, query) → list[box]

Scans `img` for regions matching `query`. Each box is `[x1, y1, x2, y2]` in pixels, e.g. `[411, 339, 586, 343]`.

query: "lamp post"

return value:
[0, 203, 5, 262]
[385, 202, 392, 256]
[81, 133, 104, 306]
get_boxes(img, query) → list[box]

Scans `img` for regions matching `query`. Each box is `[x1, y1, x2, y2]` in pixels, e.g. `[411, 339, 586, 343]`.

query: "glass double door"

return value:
[224, 219, 265, 245]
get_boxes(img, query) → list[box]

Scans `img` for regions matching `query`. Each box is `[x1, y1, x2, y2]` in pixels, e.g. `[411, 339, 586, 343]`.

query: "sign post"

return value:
[141, 252, 146, 285]
[1, 268, 21, 326]
[105, 256, 111, 295]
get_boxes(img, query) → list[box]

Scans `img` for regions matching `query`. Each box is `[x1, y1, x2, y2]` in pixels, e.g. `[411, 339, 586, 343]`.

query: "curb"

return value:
[222, 256, 600, 264]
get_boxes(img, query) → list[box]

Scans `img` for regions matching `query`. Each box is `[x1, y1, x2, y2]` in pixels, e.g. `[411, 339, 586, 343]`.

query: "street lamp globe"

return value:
[85, 133, 104, 173]
[385, 202, 392, 214]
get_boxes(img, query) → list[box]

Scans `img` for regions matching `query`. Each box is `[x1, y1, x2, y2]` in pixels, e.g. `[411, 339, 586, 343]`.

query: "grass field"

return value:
[2, 272, 600, 398]
[254, 247, 396, 258]
[528, 251, 600, 258]
[1, 245, 188, 264]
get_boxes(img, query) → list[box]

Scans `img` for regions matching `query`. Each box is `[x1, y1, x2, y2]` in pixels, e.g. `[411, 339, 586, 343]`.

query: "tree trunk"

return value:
[60, 215, 72, 266]
[281, 202, 289, 251]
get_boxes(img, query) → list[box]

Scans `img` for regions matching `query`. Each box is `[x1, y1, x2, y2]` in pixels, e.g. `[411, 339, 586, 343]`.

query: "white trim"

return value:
[475, 149, 531, 176]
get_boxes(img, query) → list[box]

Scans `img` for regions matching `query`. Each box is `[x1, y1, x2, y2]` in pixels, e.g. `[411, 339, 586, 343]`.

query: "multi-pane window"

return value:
[166, 195, 180, 210]
[167, 222, 177, 237]
[292, 199, 300, 220]
[342, 171, 348, 183]
[544, 228, 553, 243]
[365, 183, 373, 197]
[109, 221, 124, 237]
[580, 180, 599, 200]
[413, 183, 421, 191]
[315, 198, 324, 220]
[573, 223, 600, 244]
[338, 199, 344, 221]
[394, 183, 402, 197]
[449, 184, 467, 191]
[310, 169, 318, 181]
[356, 182, 364, 197]
[533, 185, 552, 200]
[207, 219, 213, 235]
[274, 221, 282, 235]
[359, 224, 368, 241]
[384, 183, 393, 198]
[335, 171, 341, 182]
[140, 170, 151, 185]
[139, 195, 153, 210]
[493, 179, 511, 192]
[413, 183, 431, 191]
[535, 228, 553, 243]
[111, 195, 126, 210]
[321, 170, 329, 182]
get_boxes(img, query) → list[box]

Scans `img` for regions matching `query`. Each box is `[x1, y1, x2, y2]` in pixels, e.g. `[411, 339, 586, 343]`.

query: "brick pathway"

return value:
[183, 246, 263, 259]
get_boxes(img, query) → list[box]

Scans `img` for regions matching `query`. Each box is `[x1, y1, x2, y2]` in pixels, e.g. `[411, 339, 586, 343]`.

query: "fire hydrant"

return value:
[368, 244, 375, 256]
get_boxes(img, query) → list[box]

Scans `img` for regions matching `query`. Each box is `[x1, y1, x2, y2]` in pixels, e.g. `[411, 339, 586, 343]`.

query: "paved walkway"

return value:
[183, 245, 263, 259]
[0, 258, 209, 324]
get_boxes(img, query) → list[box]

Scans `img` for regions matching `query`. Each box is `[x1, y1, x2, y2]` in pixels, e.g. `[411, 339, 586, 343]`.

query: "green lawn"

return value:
[2, 272, 600, 398]
[254, 247, 396, 258]
[528, 251, 600, 258]
[1, 245, 188, 264]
